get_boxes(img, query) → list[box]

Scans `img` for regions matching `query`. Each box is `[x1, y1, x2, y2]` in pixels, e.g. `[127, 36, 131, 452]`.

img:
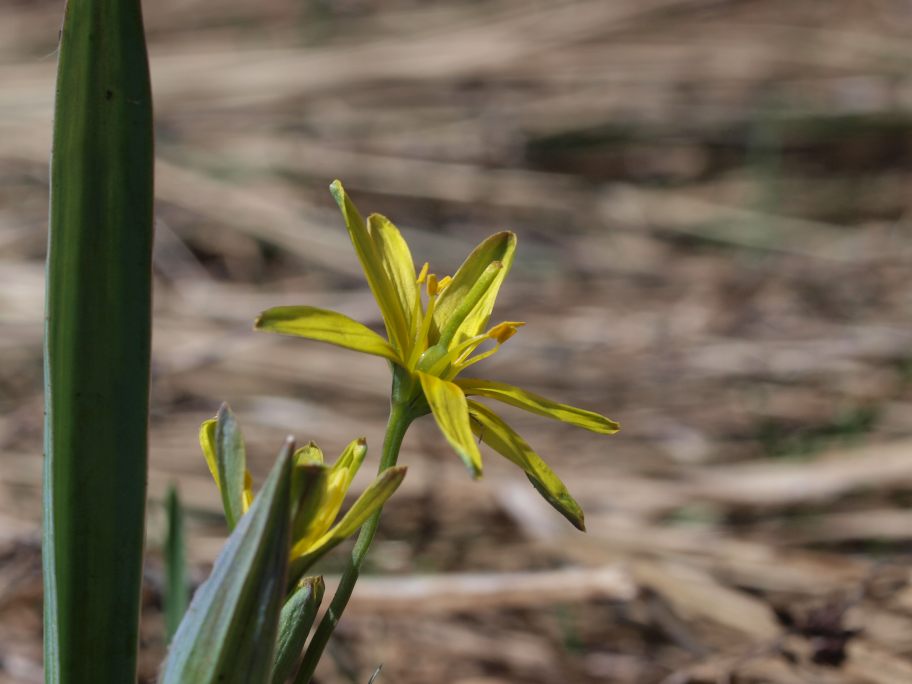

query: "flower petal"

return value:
[290, 463, 329, 544]
[330, 437, 368, 482]
[457, 378, 620, 434]
[256, 305, 401, 364]
[467, 400, 585, 530]
[199, 418, 219, 487]
[368, 214, 418, 340]
[432, 231, 516, 345]
[289, 466, 407, 578]
[330, 181, 411, 352]
[417, 371, 483, 478]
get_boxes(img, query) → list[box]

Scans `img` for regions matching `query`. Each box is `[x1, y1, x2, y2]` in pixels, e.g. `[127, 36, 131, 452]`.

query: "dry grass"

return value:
[2, 0, 912, 682]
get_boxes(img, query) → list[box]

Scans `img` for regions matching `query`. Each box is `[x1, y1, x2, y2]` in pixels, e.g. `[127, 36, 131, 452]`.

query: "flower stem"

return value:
[294, 399, 413, 683]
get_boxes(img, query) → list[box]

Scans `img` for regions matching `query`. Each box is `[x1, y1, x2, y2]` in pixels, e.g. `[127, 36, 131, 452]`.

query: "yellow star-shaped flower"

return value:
[256, 181, 618, 530]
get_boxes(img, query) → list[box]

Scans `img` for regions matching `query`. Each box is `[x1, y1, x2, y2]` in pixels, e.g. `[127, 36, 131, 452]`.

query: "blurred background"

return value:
[3, 0, 912, 682]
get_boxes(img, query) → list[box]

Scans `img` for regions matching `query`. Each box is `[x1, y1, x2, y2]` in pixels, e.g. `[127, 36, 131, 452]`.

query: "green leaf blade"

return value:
[160, 439, 295, 684]
[43, 0, 154, 680]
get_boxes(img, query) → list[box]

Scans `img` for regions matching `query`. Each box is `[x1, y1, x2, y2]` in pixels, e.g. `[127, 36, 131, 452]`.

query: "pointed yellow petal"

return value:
[467, 400, 585, 530]
[330, 181, 410, 352]
[330, 437, 367, 483]
[457, 378, 619, 434]
[368, 214, 418, 339]
[417, 371, 483, 478]
[256, 306, 401, 364]
[433, 232, 516, 346]
[199, 418, 219, 488]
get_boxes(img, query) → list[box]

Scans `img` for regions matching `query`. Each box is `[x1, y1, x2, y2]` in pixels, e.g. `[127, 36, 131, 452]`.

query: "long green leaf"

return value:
[160, 439, 295, 684]
[271, 577, 325, 684]
[43, 0, 153, 681]
[164, 485, 189, 644]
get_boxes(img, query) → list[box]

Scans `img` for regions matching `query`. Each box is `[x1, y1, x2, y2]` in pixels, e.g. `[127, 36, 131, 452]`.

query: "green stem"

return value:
[294, 400, 412, 683]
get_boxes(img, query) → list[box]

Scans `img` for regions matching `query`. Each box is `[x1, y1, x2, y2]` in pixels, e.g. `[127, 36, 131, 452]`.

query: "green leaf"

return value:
[256, 306, 401, 364]
[164, 485, 189, 644]
[467, 401, 585, 530]
[457, 378, 620, 434]
[159, 438, 295, 684]
[216, 404, 248, 530]
[417, 372, 483, 477]
[43, 0, 154, 680]
[271, 577, 325, 684]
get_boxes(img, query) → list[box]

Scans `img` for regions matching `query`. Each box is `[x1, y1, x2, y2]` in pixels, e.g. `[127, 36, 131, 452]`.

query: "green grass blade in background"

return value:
[271, 577, 324, 684]
[165, 486, 188, 644]
[159, 439, 295, 684]
[43, 0, 154, 681]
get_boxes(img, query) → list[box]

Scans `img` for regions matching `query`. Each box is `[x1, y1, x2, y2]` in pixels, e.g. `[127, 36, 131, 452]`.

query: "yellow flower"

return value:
[200, 406, 405, 573]
[255, 181, 618, 530]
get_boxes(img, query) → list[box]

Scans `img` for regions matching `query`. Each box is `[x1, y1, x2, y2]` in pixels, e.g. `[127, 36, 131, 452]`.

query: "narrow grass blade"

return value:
[43, 0, 153, 680]
[159, 439, 295, 684]
[216, 403, 249, 529]
[271, 577, 325, 684]
[164, 485, 188, 644]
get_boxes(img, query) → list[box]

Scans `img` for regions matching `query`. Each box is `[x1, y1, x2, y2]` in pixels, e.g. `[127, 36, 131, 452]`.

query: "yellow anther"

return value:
[437, 275, 452, 292]
[427, 273, 439, 297]
[416, 262, 429, 285]
[487, 321, 525, 344]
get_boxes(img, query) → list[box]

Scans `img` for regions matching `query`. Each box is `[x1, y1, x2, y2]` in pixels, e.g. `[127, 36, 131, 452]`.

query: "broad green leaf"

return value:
[457, 378, 620, 434]
[433, 232, 516, 346]
[43, 0, 153, 678]
[271, 577, 324, 684]
[330, 181, 410, 352]
[256, 306, 401, 365]
[289, 466, 407, 577]
[369, 214, 418, 337]
[417, 372, 483, 477]
[164, 485, 189, 643]
[216, 404, 248, 530]
[467, 401, 585, 530]
[160, 438, 295, 684]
